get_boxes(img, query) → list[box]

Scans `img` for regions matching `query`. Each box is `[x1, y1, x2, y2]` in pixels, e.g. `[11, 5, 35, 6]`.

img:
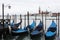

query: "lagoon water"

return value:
[0, 33, 57, 40]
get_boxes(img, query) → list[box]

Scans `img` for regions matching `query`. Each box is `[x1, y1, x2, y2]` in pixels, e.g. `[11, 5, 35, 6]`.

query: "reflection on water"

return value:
[15, 34, 30, 40]
[31, 37, 41, 40]
[31, 35, 45, 40]
[3, 34, 30, 40]
[0, 34, 57, 40]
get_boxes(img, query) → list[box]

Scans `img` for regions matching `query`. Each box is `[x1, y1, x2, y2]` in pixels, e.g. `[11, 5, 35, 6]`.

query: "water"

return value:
[0, 34, 58, 40]
[0, 34, 30, 40]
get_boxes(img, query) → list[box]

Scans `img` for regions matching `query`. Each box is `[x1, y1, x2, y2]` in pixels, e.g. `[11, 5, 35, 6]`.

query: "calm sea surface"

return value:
[0, 34, 57, 40]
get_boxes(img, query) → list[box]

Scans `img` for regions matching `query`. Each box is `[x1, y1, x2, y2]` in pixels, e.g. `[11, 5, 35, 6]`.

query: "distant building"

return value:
[52, 13, 60, 17]
[28, 7, 49, 16]
[38, 7, 49, 14]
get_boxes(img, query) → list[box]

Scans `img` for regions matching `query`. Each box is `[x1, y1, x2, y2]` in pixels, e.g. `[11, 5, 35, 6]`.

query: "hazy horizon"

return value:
[0, 0, 60, 15]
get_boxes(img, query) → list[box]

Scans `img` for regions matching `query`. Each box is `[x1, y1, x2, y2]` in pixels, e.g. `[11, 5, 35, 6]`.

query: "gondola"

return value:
[0, 20, 9, 33]
[30, 21, 43, 37]
[45, 21, 57, 40]
[0, 20, 10, 38]
[10, 20, 22, 30]
[11, 20, 36, 36]
[4, 21, 10, 34]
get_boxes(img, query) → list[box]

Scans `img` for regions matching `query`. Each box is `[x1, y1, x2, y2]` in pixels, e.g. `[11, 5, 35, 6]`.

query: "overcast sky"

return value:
[0, 0, 60, 15]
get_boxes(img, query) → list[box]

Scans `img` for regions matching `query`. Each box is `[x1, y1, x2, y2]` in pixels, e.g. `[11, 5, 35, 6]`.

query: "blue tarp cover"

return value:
[38, 21, 43, 28]
[12, 29, 27, 33]
[45, 31, 55, 37]
[29, 21, 36, 29]
[49, 21, 57, 28]
[31, 30, 40, 35]
[48, 21, 57, 31]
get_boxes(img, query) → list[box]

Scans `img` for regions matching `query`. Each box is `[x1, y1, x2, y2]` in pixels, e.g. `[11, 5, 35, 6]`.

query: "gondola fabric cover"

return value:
[31, 30, 40, 35]
[12, 29, 27, 33]
[48, 21, 57, 31]
[49, 21, 57, 28]
[28, 21, 36, 29]
[45, 31, 55, 37]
